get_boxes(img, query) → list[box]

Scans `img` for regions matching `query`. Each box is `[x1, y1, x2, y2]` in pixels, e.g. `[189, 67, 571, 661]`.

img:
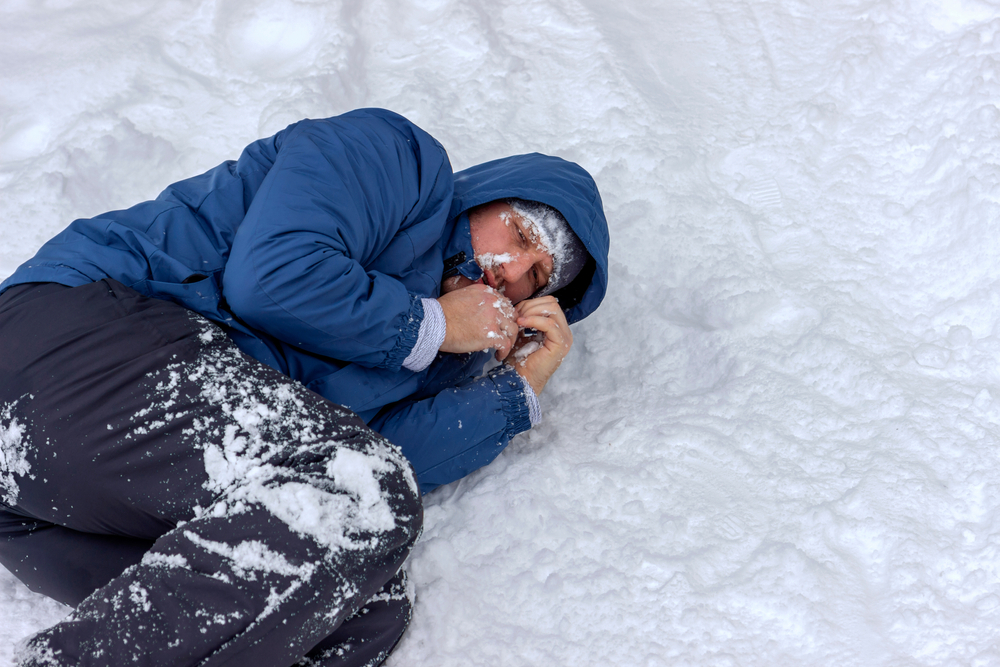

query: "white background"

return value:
[3, 0, 1000, 665]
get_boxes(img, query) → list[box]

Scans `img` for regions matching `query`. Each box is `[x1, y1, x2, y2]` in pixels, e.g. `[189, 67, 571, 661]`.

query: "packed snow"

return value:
[3, 0, 1000, 665]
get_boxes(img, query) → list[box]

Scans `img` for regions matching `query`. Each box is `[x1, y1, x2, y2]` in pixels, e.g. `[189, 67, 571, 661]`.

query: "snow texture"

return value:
[3, 0, 1000, 666]
[160, 317, 414, 553]
[474, 252, 515, 272]
[180, 531, 316, 622]
[0, 401, 31, 507]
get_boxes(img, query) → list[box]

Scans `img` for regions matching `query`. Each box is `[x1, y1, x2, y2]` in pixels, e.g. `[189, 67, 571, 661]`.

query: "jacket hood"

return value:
[450, 153, 610, 325]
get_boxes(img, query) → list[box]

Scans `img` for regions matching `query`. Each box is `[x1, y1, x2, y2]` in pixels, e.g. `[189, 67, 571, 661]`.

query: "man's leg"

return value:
[0, 508, 154, 607]
[0, 510, 413, 666]
[295, 569, 412, 667]
[0, 281, 422, 666]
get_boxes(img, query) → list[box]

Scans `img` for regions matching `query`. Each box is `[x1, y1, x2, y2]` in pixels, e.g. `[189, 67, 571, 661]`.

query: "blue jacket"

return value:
[1, 108, 610, 493]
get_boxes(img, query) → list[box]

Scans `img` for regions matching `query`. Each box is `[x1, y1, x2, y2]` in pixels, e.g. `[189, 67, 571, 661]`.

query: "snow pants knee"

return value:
[0, 280, 423, 667]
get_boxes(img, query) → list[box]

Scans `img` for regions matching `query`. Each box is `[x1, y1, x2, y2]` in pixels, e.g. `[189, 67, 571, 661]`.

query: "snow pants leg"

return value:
[0, 280, 423, 667]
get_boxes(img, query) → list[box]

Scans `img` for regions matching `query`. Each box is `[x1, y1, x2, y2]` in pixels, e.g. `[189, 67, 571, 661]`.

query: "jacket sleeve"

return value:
[223, 111, 453, 371]
[368, 365, 533, 495]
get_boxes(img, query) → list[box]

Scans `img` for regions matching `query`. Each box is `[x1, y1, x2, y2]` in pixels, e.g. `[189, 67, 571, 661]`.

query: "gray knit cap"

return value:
[509, 198, 588, 298]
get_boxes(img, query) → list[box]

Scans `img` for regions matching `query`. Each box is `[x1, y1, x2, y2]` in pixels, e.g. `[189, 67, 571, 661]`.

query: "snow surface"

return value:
[3, 0, 1000, 665]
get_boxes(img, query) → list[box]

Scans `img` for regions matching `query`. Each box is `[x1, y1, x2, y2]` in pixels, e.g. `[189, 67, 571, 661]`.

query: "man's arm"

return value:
[370, 295, 571, 493]
[223, 110, 454, 371]
[368, 364, 535, 495]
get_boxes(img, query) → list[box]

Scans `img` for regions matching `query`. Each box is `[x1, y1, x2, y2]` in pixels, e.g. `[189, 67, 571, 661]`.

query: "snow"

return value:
[2, 0, 1000, 665]
[508, 199, 584, 296]
[514, 339, 543, 362]
[474, 252, 516, 271]
[0, 402, 31, 507]
[175, 320, 413, 551]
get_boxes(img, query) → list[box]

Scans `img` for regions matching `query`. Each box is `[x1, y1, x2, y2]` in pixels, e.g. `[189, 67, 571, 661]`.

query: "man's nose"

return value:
[503, 252, 532, 279]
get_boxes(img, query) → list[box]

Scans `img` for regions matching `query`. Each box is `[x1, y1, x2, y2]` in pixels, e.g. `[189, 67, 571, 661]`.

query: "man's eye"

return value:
[532, 267, 539, 289]
[517, 227, 526, 243]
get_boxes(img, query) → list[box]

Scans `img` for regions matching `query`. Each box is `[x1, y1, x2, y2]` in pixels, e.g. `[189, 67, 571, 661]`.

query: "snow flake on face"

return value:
[476, 252, 515, 271]
[508, 199, 583, 297]
[0, 400, 32, 506]
[507, 207, 550, 252]
[501, 208, 551, 256]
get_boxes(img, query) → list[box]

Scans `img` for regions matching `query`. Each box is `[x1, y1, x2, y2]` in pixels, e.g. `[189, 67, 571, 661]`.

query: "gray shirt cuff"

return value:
[518, 374, 542, 426]
[402, 298, 446, 372]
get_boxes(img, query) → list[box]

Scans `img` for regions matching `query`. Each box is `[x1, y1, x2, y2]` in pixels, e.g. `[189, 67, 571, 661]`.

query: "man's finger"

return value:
[516, 298, 558, 317]
[515, 296, 557, 316]
[494, 320, 518, 355]
[517, 305, 567, 330]
[494, 333, 515, 359]
[517, 314, 565, 344]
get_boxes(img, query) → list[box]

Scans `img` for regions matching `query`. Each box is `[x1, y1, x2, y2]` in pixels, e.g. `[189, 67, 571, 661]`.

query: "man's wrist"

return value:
[487, 364, 534, 438]
[402, 298, 446, 372]
[518, 371, 542, 426]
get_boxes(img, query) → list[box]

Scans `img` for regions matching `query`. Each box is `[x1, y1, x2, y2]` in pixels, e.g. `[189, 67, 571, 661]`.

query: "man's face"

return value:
[444, 201, 554, 304]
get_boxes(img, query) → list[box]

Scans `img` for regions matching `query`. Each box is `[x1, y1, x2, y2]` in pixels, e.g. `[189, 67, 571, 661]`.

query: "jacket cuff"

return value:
[487, 364, 533, 440]
[519, 375, 542, 426]
[402, 298, 446, 372]
[380, 294, 424, 371]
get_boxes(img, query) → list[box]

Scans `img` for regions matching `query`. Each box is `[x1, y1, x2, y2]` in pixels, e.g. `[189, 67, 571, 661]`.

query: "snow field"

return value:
[3, 0, 1000, 665]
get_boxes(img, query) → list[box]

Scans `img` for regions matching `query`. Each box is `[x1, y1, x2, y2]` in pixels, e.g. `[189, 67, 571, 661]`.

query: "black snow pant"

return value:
[0, 280, 423, 667]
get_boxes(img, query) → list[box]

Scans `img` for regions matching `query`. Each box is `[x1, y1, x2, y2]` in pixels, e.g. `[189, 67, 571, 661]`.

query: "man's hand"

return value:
[504, 296, 572, 395]
[438, 283, 519, 357]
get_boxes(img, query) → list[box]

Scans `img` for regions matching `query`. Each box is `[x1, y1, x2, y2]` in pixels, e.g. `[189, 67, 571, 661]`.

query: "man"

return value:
[0, 108, 609, 666]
